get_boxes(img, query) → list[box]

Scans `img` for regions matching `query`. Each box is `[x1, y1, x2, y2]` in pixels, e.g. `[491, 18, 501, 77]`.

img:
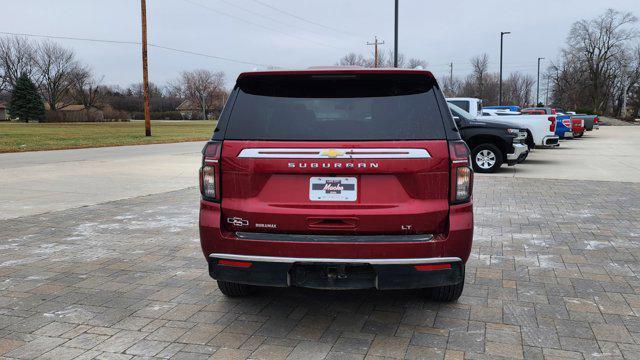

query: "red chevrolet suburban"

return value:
[199, 68, 474, 301]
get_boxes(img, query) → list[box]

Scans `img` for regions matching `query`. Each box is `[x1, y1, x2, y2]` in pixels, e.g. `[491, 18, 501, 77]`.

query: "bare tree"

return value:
[169, 69, 225, 119]
[407, 58, 428, 69]
[337, 53, 371, 67]
[0, 36, 37, 92]
[566, 9, 638, 112]
[336, 50, 424, 69]
[503, 72, 535, 106]
[377, 50, 405, 68]
[34, 40, 81, 110]
[70, 66, 104, 109]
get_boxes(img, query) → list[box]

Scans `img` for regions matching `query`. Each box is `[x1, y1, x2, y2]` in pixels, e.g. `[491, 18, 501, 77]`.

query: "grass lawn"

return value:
[0, 120, 217, 153]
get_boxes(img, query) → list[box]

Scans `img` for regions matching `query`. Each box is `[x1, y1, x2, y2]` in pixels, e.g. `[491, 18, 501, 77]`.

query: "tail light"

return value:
[200, 141, 222, 201]
[594, 117, 599, 124]
[562, 119, 571, 128]
[448, 140, 473, 204]
[548, 116, 556, 132]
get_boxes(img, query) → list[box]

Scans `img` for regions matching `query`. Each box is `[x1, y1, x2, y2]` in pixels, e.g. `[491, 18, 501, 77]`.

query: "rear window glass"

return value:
[224, 74, 446, 141]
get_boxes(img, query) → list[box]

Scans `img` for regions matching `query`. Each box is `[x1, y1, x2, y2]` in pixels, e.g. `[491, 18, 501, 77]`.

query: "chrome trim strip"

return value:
[452, 160, 468, 164]
[234, 232, 434, 243]
[210, 253, 462, 265]
[237, 148, 431, 159]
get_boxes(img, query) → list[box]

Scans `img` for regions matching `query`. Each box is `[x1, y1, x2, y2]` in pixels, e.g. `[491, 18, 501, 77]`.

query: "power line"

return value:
[180, 0, 347, 51]
[214, 0, 337, 40]
[247, 0, 362, 37]
[0, 31, 275, 67]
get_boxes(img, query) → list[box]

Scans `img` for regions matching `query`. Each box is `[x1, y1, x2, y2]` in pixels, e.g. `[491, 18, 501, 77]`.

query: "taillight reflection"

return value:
[448, 140, 473, 204]
[200, 165, 216, 198]
[200, 141, 222, 201]
[455, 167, 472, 202]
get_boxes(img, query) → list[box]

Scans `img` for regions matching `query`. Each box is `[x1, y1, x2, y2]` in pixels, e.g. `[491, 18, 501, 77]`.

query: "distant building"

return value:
[43, 103, 104, 122]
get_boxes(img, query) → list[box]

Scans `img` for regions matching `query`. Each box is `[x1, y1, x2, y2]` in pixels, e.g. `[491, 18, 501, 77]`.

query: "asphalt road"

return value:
[489, 126, 640, 183]
[0, 126, 638, 220]
[0, 142, 205, 220]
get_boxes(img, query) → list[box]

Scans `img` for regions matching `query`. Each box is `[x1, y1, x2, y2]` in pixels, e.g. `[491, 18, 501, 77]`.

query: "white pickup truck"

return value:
[446, 98, 560, 148]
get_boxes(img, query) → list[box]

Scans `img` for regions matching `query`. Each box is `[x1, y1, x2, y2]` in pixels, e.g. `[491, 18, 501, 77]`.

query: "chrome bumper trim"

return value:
[507, 143, 528, 161]
[543, 136, 560, 146]
[210, 253, 462, 265]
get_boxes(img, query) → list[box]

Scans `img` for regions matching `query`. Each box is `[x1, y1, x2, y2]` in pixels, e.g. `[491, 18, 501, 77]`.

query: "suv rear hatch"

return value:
[218, 72, 452, 236]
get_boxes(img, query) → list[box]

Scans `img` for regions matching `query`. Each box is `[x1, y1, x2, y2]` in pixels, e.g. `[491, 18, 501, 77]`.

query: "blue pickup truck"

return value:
[484, 105, 521, 112]
[555, 115, 573, 139]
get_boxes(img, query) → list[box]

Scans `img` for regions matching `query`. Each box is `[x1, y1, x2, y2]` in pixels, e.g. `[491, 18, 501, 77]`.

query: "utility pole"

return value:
[449, 62, 453, 82]
[499, 31, 510, 106]
[202, 93, 207, 120]
[394, 0, 399, 67]
[140, 0, 151, 136]
[367, 36, 385, 68]
[536, 57, 544, 105]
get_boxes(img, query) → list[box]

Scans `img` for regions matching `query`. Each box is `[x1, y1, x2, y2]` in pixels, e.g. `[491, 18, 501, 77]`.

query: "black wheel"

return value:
[217, 281, 254, 297]
[575, 132, 584, 138]
[471, 143, 503, 173]
[428, 279, 465, 302]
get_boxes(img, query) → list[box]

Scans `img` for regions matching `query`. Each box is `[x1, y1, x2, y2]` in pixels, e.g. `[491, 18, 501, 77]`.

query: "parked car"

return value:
[570, 114, 599, 131]
[521, 109, 546, 115]
[555, 114, 574, 139]
[448, 103, 528, 173]
[446, 98, 560, 148]
[525, 107, 598, 132]
[482, 109, 522, 116]
[571, 117, 585, 137]
[200, 68, 473, 301]
[484, 105, 521, 112]
[522, 107, 557, 115]
[447, 97, 483, 116]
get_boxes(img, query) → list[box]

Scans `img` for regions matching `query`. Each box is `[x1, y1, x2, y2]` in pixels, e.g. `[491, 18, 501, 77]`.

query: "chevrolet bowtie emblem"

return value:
[321, 149, 344, 158]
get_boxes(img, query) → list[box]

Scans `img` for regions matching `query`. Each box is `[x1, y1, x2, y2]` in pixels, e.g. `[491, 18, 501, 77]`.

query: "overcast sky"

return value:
[4, 0, 639, 89]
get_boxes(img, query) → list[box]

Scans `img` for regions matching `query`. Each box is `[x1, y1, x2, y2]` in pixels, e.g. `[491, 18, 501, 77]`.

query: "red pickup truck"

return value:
[571, 118, 585, 138]
[199, 68, 474, 301]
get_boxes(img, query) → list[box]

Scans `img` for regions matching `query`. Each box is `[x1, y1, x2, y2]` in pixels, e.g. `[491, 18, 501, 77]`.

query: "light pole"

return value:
[394, 0, 399, 67]
[536, 57, 545, 106]
[499, 31, 510, 105]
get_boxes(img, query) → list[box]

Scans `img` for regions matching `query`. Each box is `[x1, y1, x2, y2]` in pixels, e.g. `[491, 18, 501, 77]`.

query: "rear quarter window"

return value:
[223, 73, 447, 141]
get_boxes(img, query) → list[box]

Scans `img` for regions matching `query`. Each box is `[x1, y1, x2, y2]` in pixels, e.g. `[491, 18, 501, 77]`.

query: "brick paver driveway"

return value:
[1, 177, 640, 359]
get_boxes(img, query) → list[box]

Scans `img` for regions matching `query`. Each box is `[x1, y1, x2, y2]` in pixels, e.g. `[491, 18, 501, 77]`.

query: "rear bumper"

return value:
[542, 136, 560, 147]
[200, 199, 473, 290]
[208, 254, 464, 290]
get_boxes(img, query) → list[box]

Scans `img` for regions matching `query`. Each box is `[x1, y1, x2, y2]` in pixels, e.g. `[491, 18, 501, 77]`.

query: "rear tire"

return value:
[428, 279, 465, 302]
[575, 132, 584, 138]
[471, 143, 503, 173]
[217, 281, 254, 297]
